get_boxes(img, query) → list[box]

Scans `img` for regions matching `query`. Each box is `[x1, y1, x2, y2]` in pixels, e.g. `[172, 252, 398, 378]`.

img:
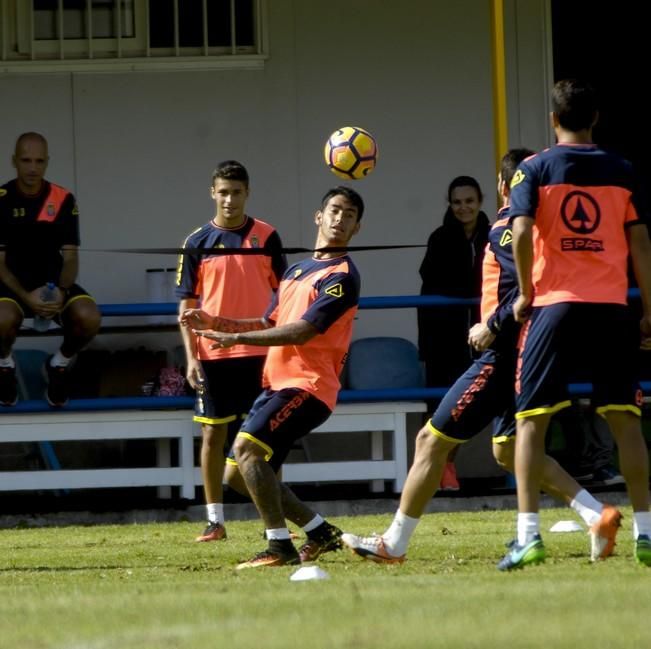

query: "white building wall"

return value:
[0, 0, 551, 352]
[504, 0, 554, 152]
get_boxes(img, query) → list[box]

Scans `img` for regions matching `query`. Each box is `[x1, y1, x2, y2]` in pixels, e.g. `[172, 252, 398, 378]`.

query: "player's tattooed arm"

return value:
[197, 320, 318, 349]
[211, 316, 268, 333]
[180, 308, 268, 333]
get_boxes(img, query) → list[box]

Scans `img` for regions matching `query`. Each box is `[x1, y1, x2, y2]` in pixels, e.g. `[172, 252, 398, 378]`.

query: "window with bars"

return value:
[1, 0, 266, 70]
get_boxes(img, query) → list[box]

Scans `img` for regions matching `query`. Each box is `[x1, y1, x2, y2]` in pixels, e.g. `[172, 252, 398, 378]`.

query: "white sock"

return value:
[570, 489, 603, 526]
[0, 355, 14, 368]
[50, 349, 74, 368]
[206, 503, 223, 524]
[302, 514, 324, 534]
[383, 509, 420, 556]
[633, 511, 651, 538]
[266, 527, 291, 541]
[517, 512, 540, 545]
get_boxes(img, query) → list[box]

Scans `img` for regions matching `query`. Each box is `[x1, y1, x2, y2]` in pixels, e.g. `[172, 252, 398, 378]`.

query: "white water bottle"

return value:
[32, 282, 56, 332]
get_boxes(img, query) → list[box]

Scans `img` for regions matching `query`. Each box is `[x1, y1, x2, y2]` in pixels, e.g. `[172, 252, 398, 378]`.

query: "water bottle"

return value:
[32, 282, 56, 332]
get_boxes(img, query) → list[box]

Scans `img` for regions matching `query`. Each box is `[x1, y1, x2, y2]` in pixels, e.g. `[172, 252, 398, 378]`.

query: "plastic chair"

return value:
[346, 336, 424, 390]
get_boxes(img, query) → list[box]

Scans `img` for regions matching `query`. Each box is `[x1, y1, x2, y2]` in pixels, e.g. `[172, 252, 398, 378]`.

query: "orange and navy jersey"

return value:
[0, 179, 80, 290]
[479, 207, 520, 356]
[509, 144, 644, 306]
[262, 255, 360, 410]
[175, 216, 286, 361]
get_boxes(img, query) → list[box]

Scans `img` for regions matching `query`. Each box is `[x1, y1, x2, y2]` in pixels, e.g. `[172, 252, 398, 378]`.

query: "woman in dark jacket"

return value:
[417, 175, 490, 489]
[418, 175, 489, 384]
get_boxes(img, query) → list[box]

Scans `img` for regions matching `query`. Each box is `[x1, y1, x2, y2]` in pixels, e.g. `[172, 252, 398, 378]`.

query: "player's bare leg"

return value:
[605, 410, 651, 565]
[514, 414, 550, 515]
[46, 297, 101, 407]
[0, 301, 22, 406]
[606, 411, 650, 511]
[400, 426, 457, 518]
[195, 422, 228, 542]
[0, 301, 22, 357]
[494, 440, 578, 503]
[225, 463, 342, 562]
[60, 297, 101, 357]
[342, 424, 456, 563]
[494, 440, 622, 560]
[233, 437, 299, 568]
[497, 414, 550, 570]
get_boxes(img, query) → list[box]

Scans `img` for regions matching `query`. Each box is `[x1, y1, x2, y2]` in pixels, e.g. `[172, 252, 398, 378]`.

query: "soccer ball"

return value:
[324, 126, 378, 180]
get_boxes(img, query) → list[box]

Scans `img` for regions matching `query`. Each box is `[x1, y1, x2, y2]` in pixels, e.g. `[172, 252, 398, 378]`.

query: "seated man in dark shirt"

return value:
[0, 132, 101, 406]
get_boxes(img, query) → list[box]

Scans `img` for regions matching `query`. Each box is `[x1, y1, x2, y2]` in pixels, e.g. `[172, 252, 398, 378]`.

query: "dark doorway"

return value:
[552, 2, 650, 187]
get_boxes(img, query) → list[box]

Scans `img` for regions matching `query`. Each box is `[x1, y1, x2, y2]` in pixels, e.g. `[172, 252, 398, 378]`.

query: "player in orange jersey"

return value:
[181, 186, 363, 569]
[340, 149, 622, 566]
[501, 79, 651, 569]
[176, 160, 287, 542]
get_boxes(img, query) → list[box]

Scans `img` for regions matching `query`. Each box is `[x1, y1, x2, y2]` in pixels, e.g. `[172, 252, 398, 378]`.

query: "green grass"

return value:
[1, 507, 650, 649]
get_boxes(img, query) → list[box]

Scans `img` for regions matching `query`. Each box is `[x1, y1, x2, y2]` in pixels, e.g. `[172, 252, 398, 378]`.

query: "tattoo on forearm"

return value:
[214, 317, 266, 333]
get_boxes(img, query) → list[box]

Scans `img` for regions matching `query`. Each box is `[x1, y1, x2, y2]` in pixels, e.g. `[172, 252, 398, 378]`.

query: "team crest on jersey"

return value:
[325, 283, 343, 298]
[293, 268, 302, 279]
[47, 203, 55, 216]
[510, 169, 525, 188]
[499, 229, 512, 246]
[250, 235, 259, 248]
[561, 191, 601, 234]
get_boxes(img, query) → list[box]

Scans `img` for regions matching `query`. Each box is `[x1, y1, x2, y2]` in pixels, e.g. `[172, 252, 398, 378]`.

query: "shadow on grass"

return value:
[0, 563, 225, 573]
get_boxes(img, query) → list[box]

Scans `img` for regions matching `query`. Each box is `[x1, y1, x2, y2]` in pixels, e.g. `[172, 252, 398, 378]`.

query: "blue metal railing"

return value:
[3, 291, 646, 413]
[96, 289, 642, 316]
[7, 383, 651, 414]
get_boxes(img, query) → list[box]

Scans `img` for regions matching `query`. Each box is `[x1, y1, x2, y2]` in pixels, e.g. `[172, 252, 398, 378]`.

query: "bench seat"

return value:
[0, 400, 426, 497]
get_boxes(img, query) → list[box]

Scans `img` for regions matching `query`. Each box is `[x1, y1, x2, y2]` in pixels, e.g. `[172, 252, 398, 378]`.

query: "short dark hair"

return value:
[551, 79, 598, 132]
[15, 131, 48, 154]
[447, 175, 483, 203]
[211, 160, 249, 188]
[321, 186, 365, 221]
[500, 148, 534, 187]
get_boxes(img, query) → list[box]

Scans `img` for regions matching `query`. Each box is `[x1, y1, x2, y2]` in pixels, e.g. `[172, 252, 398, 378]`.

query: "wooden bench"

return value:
[0, 396, 426, 497]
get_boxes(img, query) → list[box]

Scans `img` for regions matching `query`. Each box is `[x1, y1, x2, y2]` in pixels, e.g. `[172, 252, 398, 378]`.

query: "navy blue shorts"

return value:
[194, 356, 265, 435]
[515, 302, 642, 418]
[429, 350, 517, 444]
[233, 388, 331, 471]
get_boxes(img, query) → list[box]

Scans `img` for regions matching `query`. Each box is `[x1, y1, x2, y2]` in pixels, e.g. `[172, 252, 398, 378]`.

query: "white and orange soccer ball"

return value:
[324, 126, 378, 180]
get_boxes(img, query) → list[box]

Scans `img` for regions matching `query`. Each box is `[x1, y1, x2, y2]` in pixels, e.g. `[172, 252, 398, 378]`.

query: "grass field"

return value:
[1, 506, 650, 649]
